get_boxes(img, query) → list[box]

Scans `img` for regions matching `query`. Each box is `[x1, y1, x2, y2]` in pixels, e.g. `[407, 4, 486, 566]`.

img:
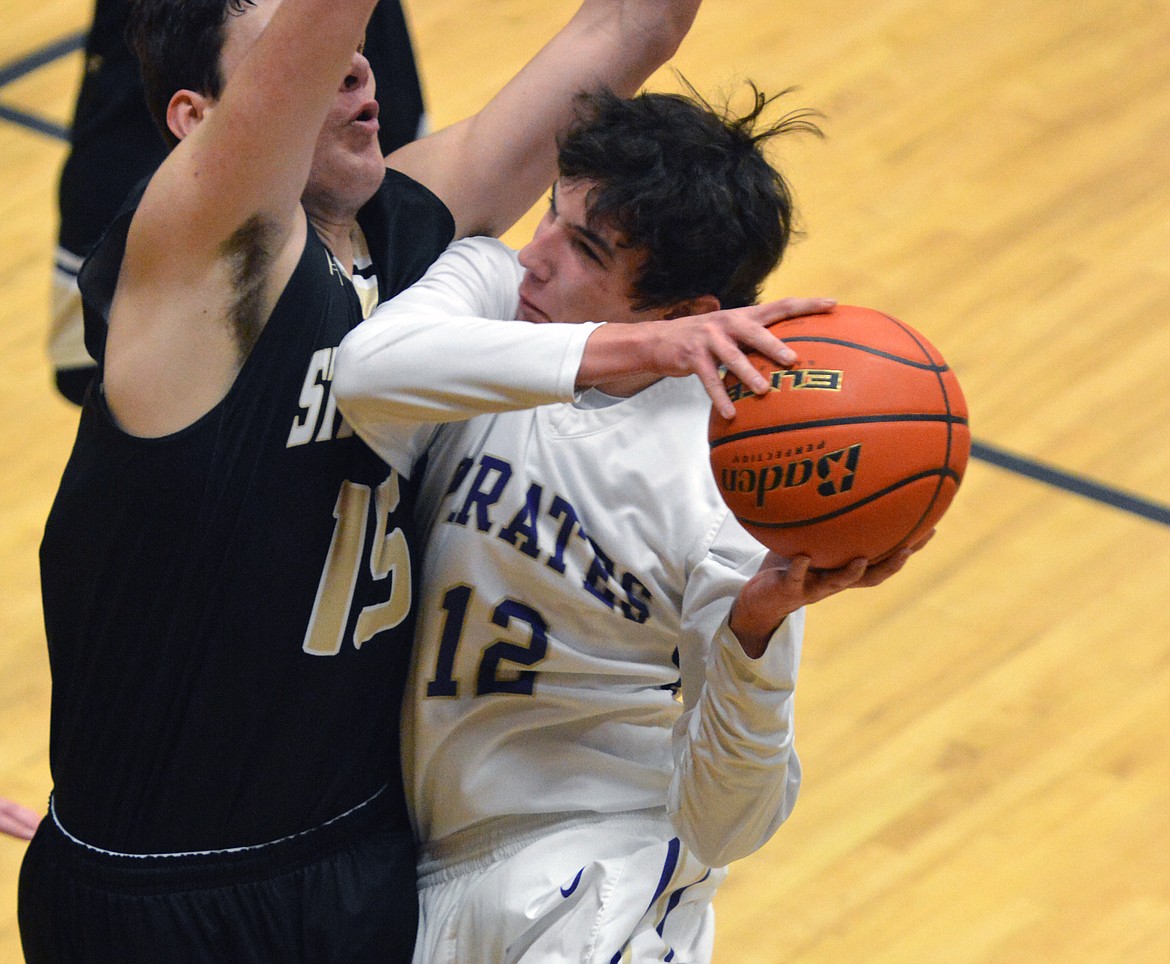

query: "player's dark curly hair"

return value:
[557, 80, 823, 310]
[128, 0, 257, 148]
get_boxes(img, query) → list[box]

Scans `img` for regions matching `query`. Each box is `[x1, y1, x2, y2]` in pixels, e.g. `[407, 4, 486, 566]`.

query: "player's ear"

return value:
[663, 295, 721, 320]
[166, 89, 212, 142]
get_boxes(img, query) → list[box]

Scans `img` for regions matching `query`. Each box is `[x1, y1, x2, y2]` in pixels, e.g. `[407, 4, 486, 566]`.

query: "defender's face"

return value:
[220, 0, 385, 212]
[516, 179, 657, 326]
[302, 47, 385, 215]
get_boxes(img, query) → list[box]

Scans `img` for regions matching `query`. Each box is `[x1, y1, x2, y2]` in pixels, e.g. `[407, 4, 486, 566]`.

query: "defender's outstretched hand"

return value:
[0, 798, 41, 841]
[730, 531, 936, 658]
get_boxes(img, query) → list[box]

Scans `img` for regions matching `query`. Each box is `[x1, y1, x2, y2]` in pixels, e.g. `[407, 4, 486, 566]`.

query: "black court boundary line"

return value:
[1, 32, 1168, 531]
[0, 30, 85, 141]
[971, 441, 1170, 527]
[0, 103, 68, 140]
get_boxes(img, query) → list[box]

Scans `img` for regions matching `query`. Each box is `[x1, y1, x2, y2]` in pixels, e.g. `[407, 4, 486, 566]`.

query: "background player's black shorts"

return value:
[17, 789, 417, 963]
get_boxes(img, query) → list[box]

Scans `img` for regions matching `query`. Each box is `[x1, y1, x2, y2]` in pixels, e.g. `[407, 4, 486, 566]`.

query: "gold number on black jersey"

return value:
[302, 473, 411, 656]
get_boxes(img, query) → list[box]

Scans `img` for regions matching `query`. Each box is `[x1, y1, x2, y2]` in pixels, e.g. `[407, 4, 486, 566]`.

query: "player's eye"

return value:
[573, 238, 603, 265]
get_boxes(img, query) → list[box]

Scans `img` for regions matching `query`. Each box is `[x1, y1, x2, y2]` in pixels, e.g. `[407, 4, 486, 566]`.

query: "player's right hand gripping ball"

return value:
[709, 305, 970, 569]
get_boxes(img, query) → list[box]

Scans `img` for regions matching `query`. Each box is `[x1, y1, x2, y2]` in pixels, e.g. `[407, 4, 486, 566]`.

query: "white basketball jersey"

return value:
[335, 237, 804, 867]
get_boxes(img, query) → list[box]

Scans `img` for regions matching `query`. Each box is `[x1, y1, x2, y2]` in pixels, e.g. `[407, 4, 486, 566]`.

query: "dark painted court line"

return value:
[0, 30, 84, 141]
[971, 440, 1170, 527]
[0, 103, 68, 140]
[0, 31, 85, 89]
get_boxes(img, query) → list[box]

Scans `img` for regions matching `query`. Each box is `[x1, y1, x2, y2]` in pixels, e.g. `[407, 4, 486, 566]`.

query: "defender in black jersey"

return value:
[51, 0, 428, 404]
[18, 0, 702, 960]
[24, 168, 453, 963]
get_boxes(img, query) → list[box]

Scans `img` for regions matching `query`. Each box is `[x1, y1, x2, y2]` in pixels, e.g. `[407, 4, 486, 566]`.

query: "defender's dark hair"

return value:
[128, 0, 257, 148]
[557, 81, 823, 310]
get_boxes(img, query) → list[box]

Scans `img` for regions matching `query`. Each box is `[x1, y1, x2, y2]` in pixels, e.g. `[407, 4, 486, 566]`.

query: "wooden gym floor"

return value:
[2, 0, 1169, 960]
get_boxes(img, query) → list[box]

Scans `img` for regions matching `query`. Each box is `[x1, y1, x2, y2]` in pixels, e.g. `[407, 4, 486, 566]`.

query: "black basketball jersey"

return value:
[40, 170, 455, 854]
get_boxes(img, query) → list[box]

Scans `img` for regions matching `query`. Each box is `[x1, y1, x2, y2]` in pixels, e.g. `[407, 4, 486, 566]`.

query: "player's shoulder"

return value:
[418, 236, 524, 316]
[441, 236, 523, 278]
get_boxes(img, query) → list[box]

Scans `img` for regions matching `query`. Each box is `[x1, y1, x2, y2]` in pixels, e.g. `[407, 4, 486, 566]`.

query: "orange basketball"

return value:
[708, 305, 969, 569]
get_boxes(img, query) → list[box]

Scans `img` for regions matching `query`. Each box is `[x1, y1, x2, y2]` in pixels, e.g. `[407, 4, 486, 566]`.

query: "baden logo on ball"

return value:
[709, 305, 970, 569]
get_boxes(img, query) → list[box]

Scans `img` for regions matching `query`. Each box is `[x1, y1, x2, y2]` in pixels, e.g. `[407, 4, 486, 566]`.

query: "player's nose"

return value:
[518, 227, 557, 281]
[342, 49, 373, 93]
[517, 241, 548, 281]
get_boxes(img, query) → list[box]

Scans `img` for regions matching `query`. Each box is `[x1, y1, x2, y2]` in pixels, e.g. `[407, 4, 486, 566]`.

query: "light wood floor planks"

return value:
[1, 0, 1168, 960]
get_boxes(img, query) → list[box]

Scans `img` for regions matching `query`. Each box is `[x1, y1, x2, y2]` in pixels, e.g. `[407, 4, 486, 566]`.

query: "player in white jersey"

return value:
[333, 86, 929, 962]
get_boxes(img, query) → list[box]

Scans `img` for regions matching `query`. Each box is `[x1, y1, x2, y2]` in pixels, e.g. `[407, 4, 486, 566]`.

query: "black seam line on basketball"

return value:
[970, 440, 1170, 527]
[0, 31, 85, 90]
[739, 468, 961, 529]
[788, 314, 965, 545]
[709, 413, 969, 449]
[777, 336, 949, 372]
[881, 311, 943, 366]
[0, 103, 69, 141]
[901, 315, 963, 537]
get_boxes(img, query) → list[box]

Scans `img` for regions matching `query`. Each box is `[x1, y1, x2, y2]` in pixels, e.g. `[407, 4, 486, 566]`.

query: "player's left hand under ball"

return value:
[729, 529, 935, 658]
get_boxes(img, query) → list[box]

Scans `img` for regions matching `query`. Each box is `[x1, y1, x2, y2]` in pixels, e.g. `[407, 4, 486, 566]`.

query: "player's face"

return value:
[302, 46, 386, 217]
[516, 179, 658, 326]
[219, 0, 385, 215]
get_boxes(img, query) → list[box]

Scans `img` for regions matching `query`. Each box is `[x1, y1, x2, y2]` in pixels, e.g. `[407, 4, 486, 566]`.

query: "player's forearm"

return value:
[574, 319, 676, 388]
[393, 0, 701, 239]
[0, 798, 41, 841]
[334, 312, 597, 425]
[668, 616, 804, 866]
[571, 0, 701, 95]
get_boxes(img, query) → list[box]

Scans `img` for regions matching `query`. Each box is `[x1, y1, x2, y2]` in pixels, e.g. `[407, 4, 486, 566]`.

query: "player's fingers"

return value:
[835, 556, 870, 586]
[697, 363, 738, 419]
[864, 538, 926, 583]
[857, 530, 936, 584]
[783, 554, 812, 584]
[856, 550, 911, 586]
[717, 348, 770, 397]
[710, 324, 794, 400]
[908, 528, 937, 552]
[0, 800, 40, 840]
[808, 556, 869, 593]
[755, 297, 837, 323]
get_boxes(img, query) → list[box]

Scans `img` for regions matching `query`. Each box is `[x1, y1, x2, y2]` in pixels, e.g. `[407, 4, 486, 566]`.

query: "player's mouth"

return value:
[350, 100, 380, 132]
[517, 290, 549, 323]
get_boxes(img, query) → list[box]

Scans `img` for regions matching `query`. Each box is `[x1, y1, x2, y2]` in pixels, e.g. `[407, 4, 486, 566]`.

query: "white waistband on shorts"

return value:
[48, 784, 389, 860]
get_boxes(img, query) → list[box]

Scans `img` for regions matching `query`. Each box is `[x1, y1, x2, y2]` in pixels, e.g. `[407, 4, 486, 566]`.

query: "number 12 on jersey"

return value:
[426, 586, 549, 698]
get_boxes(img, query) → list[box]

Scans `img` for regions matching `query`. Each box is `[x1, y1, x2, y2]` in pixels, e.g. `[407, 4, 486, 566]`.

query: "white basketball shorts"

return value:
[413, 807, 727, 963]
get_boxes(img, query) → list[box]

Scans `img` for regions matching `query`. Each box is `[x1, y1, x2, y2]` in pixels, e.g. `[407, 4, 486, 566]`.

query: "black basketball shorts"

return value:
[17, 788, 417, 963]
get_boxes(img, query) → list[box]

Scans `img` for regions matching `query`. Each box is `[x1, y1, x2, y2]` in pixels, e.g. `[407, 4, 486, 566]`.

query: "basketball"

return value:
[708, 304, 969, 569]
